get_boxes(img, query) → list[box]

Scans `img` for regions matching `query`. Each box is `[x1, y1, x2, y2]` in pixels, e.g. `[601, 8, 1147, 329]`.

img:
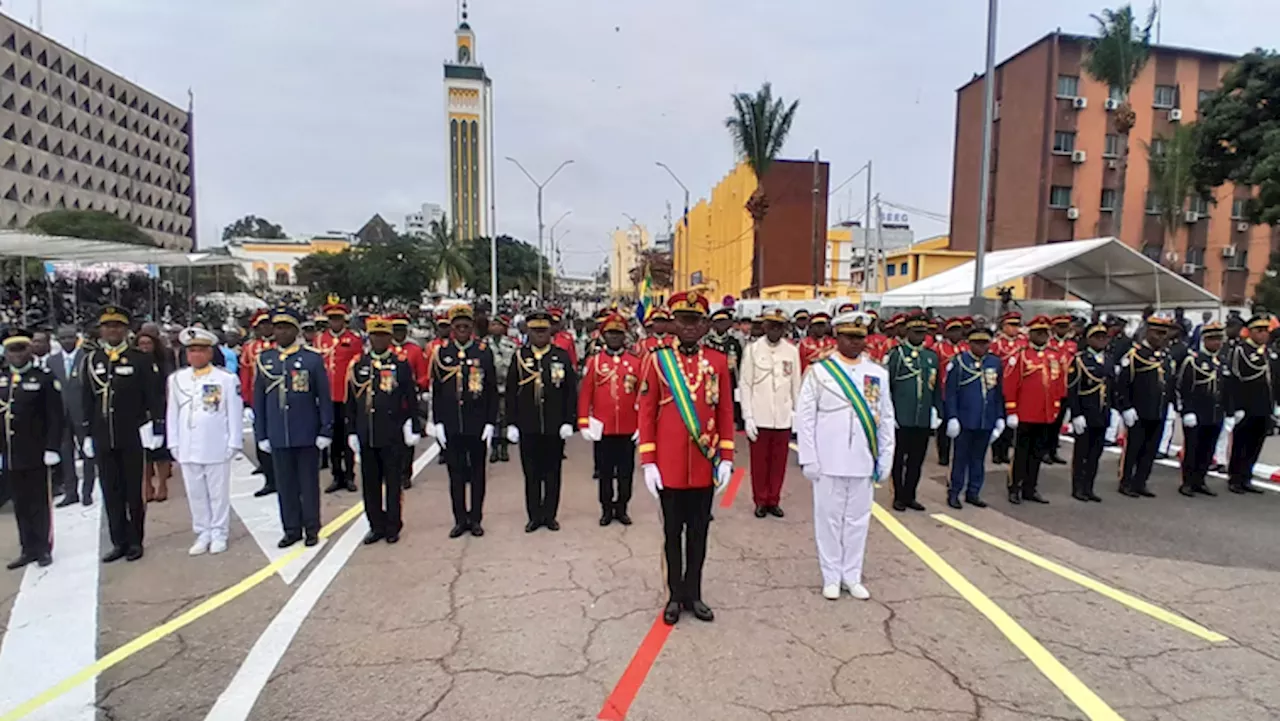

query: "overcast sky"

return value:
[11, 0, 1277, 275]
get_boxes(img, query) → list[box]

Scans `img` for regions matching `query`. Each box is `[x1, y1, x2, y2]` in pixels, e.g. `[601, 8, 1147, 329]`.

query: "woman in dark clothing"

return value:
[135, 323, 176, 502]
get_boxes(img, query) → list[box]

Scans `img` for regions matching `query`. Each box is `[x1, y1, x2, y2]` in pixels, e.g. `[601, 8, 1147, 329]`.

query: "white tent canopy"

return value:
[880, 237, 1220, 311]
[0, 231, 237, 267]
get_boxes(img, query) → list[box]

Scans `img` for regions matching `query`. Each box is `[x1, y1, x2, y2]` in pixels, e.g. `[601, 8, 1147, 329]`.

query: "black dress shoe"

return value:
[253, 485, 276, 497]
[449, 524, 469, 538]
[614, 509, 632, 525]
[905, 501, 926, 511]
[592, 469, 599, 480]
[251, 466, 264, 476]
[385, 534, 400, 544]
[947, 497, 962, 510]
[767, 505, 785, 518]
[323, 480, 344, 494]
[125, 546, 144, 562]
[1178, 485, 1196, 498]
[344, 480, 358, 493]
[754, 506, 767, 518]
[1072, 492, 1090, 502]
[1194, 486, 1217, 497]
[938, 458, 949, 467]
[1136, 489, 1156, 498]
[1087, 493, 1102, 502]
[892, 501, 908, 512]
[1155, 452, 1169, 461]
[525, 520, 541, 533]
[1049, 454, 1068, 465]
[662, 601, 681, 626]
[278, 535, 302, 548]
[1007, 491, 1022, 505]
[36, 553, 51, 567]
[1119, 487, 1141, 498]
[304, 533, 319, 547]
[498, 445, 509, 462]
[1244, 484, 1265, 494]
[402, 478, 413, 490]
[687, 600, 714, 622]
[1022, 492, 1049, 504]
[6, 555, 34, 570]
[599, 513, 612, 527]
[546, 520, 560, 532]
[470, 524, 484, 537]
[82, 494, 93, 506]
[489, 447, 500, 464]
[55, 495, 79, 508]
[965, 496, 988, 508]
[102, 547, 127, 563]
[363, 531, 384, 545]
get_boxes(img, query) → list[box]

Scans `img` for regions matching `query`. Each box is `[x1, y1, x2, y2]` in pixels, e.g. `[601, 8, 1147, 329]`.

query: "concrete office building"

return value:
[404, 202, 445, 239]
[0, 14, 195, 250]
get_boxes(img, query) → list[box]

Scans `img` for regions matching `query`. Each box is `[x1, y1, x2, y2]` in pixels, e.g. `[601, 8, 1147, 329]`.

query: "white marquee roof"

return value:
[880, 237, 1220, 311]
[0, 231, 237, 267]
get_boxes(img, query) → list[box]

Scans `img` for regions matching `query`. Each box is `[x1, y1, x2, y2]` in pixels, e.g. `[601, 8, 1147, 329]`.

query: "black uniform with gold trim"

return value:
[0, 328, 64, 567]
[1176, 324, 1225, 496]
[1115, 318, 1174, 497]
[81, 306, 165, 561]
[1066, 324, 1111, 501]
[506, 310, 578, 530]
[701, 307, 743, 428]
[1223, 316, 1280, 493]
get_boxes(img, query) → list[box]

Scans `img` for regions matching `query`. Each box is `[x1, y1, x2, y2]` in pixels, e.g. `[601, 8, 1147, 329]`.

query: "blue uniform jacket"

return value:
[253, 344, 334, 448]
[943, 351, 1005, 431]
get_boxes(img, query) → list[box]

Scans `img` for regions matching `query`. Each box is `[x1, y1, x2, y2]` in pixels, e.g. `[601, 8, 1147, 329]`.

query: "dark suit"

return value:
[50, 347, 95, 501]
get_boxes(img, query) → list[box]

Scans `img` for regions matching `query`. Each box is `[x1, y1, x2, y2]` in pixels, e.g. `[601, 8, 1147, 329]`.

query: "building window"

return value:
[1186, 247, 1205, 266]
[899, 262, 908, 275]
[1228, 248, 1249, 270]
[1190, 195, 1210, 217]
[886, 264, 896, 277]
[1103, 134, 1122, 157]
[1197, 89, 1214, 110]
[1153, 84, 1177, 108]
[1232, 199, 1246, 219]
[1049, 186, 1073, 209]
[1149, 138, 1167, 158]
[1052, 131, 1076, 154]
[274, 269, 290, 286]
[1141, 244, 1162, 262]
[1100, 188, 1118, 211]
[1056, 75, 1080, 98]
[1145, 191, 1162, 214]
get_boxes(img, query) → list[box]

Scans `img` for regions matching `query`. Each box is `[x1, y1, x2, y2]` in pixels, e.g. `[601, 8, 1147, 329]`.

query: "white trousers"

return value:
[812, 474, 873, 587]
[183, 461, 232, 544]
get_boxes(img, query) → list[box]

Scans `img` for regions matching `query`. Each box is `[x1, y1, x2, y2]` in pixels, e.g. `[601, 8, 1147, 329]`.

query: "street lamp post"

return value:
[655, 162, 690, 291]
[972, 0, 998, 311]
[549, 210, 571, 300]
[506, 157, 574, 299]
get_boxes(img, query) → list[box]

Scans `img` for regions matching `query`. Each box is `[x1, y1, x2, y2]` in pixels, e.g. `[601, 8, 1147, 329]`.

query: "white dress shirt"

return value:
[795, 352, 896, 478]
[166, 365, 243, 464]
[739, 336, 803, 429]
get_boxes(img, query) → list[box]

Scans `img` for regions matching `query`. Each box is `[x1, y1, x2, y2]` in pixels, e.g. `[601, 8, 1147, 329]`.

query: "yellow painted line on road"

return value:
[0, 502, 366, 721]
[931, 513, 1229, 643]
[872, 504, 1124, 721]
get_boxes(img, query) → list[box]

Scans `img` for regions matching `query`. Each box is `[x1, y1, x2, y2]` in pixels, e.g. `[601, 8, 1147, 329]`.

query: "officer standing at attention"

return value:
[82, 306, 165, 563]
[1003, 315, 1066, 505]
[942, 325, 1005, 509]
[239, 308, 276, 497]
[578, 311, 641, 526]
[1116, 315, 1174, 498]
[1223, 314, 1279, 494]
[1066, 323, 1112, 502]
[313, 296, 362, 494]
[1, 327, 63, 569]
[253, 307, 333, 548]
[431, 304, 498, 538]
[702, 307, 743, 428]
[1176, 321, 1225, 497]
[884, 311, 942, 512]
[507, 309, 578, 532]
[347, 316, 421, 545]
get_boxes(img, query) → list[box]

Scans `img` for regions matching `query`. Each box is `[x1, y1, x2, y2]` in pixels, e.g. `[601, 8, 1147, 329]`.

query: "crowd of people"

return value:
[1, 287, 1274, 628]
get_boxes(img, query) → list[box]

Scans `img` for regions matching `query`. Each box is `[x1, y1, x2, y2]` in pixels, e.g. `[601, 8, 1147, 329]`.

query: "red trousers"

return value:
[750, 428, 791, 507]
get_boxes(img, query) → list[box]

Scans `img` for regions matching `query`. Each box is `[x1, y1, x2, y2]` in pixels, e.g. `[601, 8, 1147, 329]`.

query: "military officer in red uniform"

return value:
[578, 312, 642, 526]
[798, 312, 837, 373]
[313, 295, 363, 493]
[988, 311, 1026, 463]
[240, 308, 277, 496]
[1003, 315, 1067, 504]
[638, 290, 735, 626]
[934, 317, 966, 466]
[637, 308, 673, 357]
[1044, 314, 1077, 465]
[549, 307, 579, 368]
[390, 312, 430, 488]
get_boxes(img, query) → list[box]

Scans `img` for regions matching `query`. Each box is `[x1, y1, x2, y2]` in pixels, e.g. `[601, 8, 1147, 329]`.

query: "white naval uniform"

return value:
[166, 365, 243, 544]
[795, 353, 895, 588]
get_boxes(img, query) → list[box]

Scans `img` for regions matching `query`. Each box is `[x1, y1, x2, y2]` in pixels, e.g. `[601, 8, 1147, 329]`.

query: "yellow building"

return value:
[674, 162, 755, 296]
[609, 223, 650, 297]
[877, 235, 973, 292]
[226, 234, 352, 290]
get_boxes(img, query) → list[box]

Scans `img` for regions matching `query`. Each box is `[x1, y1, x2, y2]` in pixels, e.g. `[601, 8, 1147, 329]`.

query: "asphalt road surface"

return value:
[0, 434, 1277, 721]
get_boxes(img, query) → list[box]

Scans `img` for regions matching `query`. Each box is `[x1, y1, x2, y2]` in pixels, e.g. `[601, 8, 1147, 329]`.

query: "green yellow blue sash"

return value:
[818, 358, 880, 480]
[655, 347, 719, 466]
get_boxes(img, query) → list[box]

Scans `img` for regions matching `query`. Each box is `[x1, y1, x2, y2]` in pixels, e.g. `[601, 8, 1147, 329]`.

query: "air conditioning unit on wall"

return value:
[1066, 207, 1080, 220]
[1073, 97, 1088, 110]
[1168, 108, 1183, 122]
[1184, 210, 1200, 223]
[1105, 98, 1120, 111]
[1181, 263, 1198, 275]
[1071, 150, 1087, 163]
[1222, 246, 1237, 258]
[1237, 221, 1250, 232]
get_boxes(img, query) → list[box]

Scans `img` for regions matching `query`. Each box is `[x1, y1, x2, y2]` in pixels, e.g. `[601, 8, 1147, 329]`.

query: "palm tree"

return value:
[629, 249, 674, 290]
[425, 214, 473, 292]
[1083, 3, 1157, 242]
[725, 82, 799, 297]
[1143, 124, 1198, 261]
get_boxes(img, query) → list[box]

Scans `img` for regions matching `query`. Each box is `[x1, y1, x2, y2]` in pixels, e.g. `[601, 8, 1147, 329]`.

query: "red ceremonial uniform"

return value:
[395, 341, 431, 390]
[1049, 336, 1078, 358]
[934, 339, 962, 388]
[553, 329, 579, 368]
[1002, 344, 1068, 423]
[313, 328, 363, 403]
[239, 337, 274, 405]
[577, 349, 642, 436]
[637, 346, 736, 490]
[990, 332, 1027, 359]
[636, 334, 673, 358]
[797, 336, 837, 373]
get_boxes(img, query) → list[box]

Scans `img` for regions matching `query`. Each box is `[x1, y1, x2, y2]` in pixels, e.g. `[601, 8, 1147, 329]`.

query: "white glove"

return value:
[347, 434, 360, 454]
[257, 439, 270, 453]
[558, 424, 573, 440]
[580, 428, 594, 442]
[506, 426, 519, 444]
[643, 463, 663, 498]
[1273, 404, 1280, 419]
[138, 421, 163, 450]
[991, 418, 1005, 443]
[434, 423, 447, 449]
[315, 436, 332, 451]
[802, 463, 821, 482]
[405, 419, 423, 446]
[243, 408, 255, 425]
[480, 423, 494, 443]
[1182, 413, 1198, 429]
[715, 462, 732, 495]
[631, 430, 639, 443]
[42, 450, 59, 467]
[1006, 414, 1019, 430]
[1105, 412, 1119, 443]
[1072, 416, 1088, 435]
[945, 418, 961, 439]
[1233, 410, 1245, 423]
[225, 446, 239, 462]
[745, 418, 759, 442]
[1122, 408, 1138, 427]
[930, 407, 942, 430]
[82, 437, 95, 458]
[1224, 416, 1237, 433]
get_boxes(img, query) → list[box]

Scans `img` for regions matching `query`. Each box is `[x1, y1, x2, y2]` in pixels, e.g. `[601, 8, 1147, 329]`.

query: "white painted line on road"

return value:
[1059, 436, 1280, 494]
[0, 503, 101, 721]
[203, 443, 438, 721]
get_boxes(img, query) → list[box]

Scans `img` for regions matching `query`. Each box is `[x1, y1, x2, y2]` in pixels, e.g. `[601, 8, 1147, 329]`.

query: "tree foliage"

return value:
[1144, 123, 1199, 249]
[629, 250, 674, 290]
[463, 235, 551, 297]
[1253, 252, 1280, 311]
[424, 215, 472, 292]
[221, 214, 287, 241]
[294, 234, 436, 306]
[1192, 50, 1280, 225]
[27, 209, 156, 246]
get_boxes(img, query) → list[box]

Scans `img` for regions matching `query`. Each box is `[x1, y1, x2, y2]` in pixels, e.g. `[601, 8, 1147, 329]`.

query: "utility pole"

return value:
[874, 195, 884, 293]
[655, 162, 690, 291]
[810, 149, 822, 299]
[972, 0, 998, 311]
[549, 210, 571, 301]
[864, 160, 873, 293]
[506, 157, 573, 300]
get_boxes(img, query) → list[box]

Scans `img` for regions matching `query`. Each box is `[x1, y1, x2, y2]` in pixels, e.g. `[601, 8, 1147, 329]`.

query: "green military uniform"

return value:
[884, 315, 943, 511]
